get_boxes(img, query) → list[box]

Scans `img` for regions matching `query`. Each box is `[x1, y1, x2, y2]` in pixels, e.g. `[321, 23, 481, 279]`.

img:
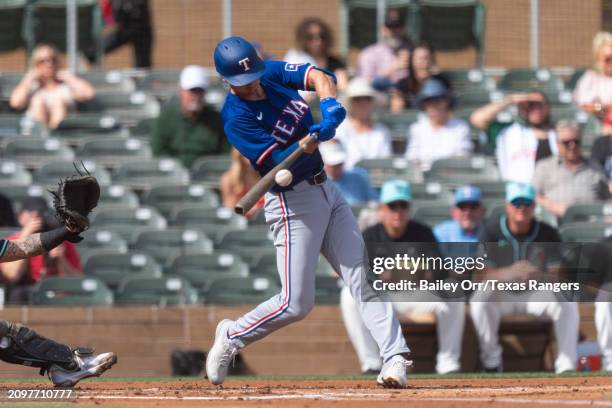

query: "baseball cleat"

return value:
[377, 355, 412, 389]
[49, 350, 117, 387]
[206, 319, 238, 385]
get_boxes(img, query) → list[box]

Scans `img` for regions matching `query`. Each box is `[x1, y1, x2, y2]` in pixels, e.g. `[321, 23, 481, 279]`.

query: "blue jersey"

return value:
[221, 61, 323, 191]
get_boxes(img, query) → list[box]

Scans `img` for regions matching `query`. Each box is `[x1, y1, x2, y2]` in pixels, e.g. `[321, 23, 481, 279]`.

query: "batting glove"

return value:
[319, 97, 347, 127]
[308, 122, 336, 141]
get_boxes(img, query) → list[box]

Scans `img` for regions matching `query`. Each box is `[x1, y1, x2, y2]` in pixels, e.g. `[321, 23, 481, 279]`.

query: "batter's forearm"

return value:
[1, 235, 44, 262]
[308, 69, 337, 99]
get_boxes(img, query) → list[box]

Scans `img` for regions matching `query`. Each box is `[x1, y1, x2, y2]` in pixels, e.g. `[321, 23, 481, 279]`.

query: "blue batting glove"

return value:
[309, 122, 336, 142]
[319, 97, 347, 127]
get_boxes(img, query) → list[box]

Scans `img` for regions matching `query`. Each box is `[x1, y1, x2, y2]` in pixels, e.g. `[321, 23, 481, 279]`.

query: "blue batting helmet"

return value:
[214, 36, 265, 86]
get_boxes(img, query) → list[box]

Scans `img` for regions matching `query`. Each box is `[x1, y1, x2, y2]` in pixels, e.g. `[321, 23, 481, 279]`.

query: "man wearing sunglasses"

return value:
[470, 182, 579, 373]
[434, 185, 485, 246]
[341, 180, 464, 374]
[533, 120, 610, 219]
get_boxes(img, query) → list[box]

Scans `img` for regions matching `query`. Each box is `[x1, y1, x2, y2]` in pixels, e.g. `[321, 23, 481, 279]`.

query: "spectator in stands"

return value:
[391, 42, 450, 112]
[319, 142, 377, 205]
[220, 148, 262, 218]
[335, 77, 392, 170]
[152, 65, 227, 168]
[470, 91, 557, 183]
[434, 185, 485, 244]
[0, 198, 82, 304]
[9, 44, 95, 130]
[405, 78, 472, 171]
[470, 182, 578, 373]
[284, 17, 348, 91]
[341, 180, 464, 374]
[533, 120, 610, 219]
[357, 8, 412, 90]
[92, 0, 153, 68]
[0, 194, 17, 228]
[574, 31, 612, 136]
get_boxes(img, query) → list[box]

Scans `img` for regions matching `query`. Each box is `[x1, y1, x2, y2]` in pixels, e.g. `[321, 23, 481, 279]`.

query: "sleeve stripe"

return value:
[0, 240, 7, 258]
[304, 65, 314, 91]
[256, 143, 279, 166]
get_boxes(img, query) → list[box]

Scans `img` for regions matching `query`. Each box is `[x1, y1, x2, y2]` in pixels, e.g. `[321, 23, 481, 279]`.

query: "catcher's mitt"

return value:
[49, 164, 100, 234]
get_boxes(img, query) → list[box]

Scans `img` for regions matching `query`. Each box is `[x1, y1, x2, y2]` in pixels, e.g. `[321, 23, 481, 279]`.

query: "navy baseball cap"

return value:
[214, 36, 266, 86]
[454, 185, 482, 205]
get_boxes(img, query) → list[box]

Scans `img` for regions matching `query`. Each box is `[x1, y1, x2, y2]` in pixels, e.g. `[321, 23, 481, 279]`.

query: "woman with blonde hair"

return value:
[220, 148, 262, 218]
[10, 44, 95, 129]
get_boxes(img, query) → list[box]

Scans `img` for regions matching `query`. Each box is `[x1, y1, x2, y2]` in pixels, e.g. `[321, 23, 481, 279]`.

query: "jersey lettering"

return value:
[239, 57, 251, 71]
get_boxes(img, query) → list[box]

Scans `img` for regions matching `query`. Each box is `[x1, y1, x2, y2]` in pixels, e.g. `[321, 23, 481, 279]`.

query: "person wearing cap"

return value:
[340, 179, 465, 374]
[151, 65, 227, 168]
[334, 77, 392, 170]
[470, 91, 557, 183]
[357, 8, 413, 89]
[319, 141, 377, 205]
[533, 120, 610, 219]
[1, 198, 82, 304]
[405, 78, 472, 171]
[434, 186, 485, 244]
[470, 182, 579, 373]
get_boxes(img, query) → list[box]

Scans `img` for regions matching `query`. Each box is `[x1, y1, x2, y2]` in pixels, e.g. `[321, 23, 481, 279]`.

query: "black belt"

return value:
[306, 170, 327, 186]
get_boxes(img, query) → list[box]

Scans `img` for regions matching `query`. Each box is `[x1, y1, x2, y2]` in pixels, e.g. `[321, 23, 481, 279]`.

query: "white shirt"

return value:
[335, 120, 392, 170]
[495, 122, 558, 183]
[573, 69, 612, 105]
[405, 117, 472, 171]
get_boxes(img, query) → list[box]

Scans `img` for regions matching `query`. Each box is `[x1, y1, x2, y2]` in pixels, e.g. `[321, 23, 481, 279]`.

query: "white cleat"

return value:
[49, 350, 117, 387]
[206, 319, 238, 385]
[376, 355, 412, 389]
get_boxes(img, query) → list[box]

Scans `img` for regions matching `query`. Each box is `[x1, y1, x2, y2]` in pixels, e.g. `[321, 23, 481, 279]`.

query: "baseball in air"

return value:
[275, 169, 293, 187]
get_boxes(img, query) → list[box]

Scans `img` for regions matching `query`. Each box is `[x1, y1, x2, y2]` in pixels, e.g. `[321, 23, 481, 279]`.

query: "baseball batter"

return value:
[0, 226, 116, 386]
[206, 36, 412, 388]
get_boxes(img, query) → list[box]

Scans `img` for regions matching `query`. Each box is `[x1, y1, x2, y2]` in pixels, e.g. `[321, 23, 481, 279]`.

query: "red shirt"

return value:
[3, 233, 82, 283]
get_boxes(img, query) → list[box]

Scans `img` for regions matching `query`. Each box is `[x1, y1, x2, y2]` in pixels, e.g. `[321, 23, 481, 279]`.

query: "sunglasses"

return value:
[387, 201, 410, 211]
[560, 139, 580, 147]
[457, 202, 480, 211]
[510, 199, 533, 208]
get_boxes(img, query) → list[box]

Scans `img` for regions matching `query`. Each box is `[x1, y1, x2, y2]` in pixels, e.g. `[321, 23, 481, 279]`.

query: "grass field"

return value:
[0, 372, 610, 407]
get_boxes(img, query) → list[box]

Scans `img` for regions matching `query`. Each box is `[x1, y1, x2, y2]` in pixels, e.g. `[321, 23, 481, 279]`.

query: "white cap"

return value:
[344, 77, 377, 99]
[319, 142, 347, 166]
[180, 65, 209, 90]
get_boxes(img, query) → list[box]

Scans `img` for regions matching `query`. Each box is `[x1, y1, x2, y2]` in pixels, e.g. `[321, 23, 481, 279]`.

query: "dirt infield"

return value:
[1, 375, 611, 407]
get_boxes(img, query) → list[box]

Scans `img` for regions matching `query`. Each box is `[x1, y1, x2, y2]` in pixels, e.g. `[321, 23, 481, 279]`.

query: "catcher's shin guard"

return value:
[0, 321, 77, 375]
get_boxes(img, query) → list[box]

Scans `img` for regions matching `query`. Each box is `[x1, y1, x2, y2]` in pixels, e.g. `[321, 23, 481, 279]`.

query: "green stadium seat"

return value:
[81, 91, 160, 125]
[0, 160, 32, 187]
[167, 252, 249, 289]
[426, 155, 500, 185]
[0, 114, 28, 137]
[31, 277, 113, 306]
[559, 222, 612, 243]
[563, 203, 612, 224]
[316, 256, 336, 276]
[91, 206, 166, 231]
[79, 70, 135, 93]
[113, 159, 190, 192]
[129, 117, 155, 139]
[79, 229, 128, 254]
[84, 251, 161, 289]
[498, 68, 564, 96]
[470, 181, 506, 201]
[33, 160, 111, 187]
[53, 112, 120, 133]
[375, 110, 420, 140]
[98, 184, 139, 208]
[410, 182, 453, 206]
[227, 246, 276, 269]
[250, 252, 279, 277]
[205, 275, 280, 305]
[131, 228, 213, 264]
[0, 0, 26, 55]
[142, 184, 219, 218]
[315, 275, 342, 304]
[355, 156, 424, 188]
[217, 226, 274, 252]
[412, 204, 451, 227]
[134, 69, 181, 101]
[0, 184, 51, 210]
[0, 227, 19, 239]
[190, 155, 232, 187]
[3, 137, 74, 170]
[115, 275, 199, 306]
[169, 206, 247, 240]
[565, 69, 587, 91]
[77, 137, 152, 170]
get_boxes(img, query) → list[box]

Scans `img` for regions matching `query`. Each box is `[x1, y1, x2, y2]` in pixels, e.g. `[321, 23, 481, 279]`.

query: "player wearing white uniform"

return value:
[206, 36, 412, 388]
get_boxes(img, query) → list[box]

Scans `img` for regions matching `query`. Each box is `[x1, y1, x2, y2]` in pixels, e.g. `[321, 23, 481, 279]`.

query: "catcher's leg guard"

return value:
[0, 321, 78, 375]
